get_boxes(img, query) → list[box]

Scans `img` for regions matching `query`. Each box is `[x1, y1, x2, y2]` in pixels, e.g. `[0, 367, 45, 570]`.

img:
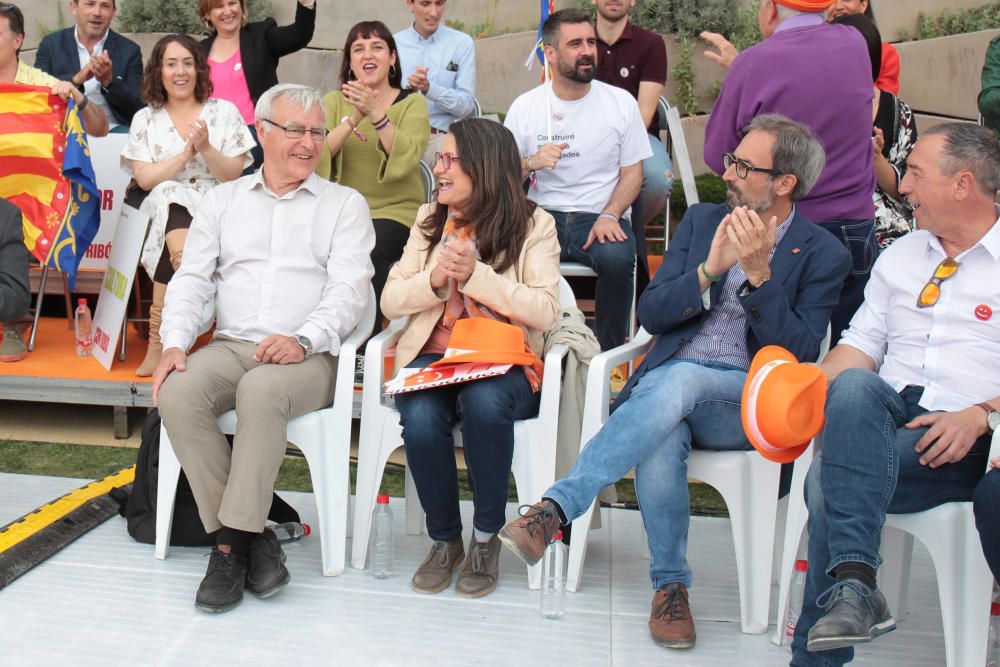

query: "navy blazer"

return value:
[616, 202, 851, 405]
[201, 3, 315, 106]
[34, 28, 144, 125]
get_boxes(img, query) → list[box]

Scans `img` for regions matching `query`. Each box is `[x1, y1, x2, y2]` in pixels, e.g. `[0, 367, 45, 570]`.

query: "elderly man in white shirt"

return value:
[790, 123, 1000, 667]
[152, 83, 375, 614]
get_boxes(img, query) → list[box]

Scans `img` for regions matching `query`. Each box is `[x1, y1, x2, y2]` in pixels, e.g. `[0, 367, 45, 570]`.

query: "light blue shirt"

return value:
[394, 24, 476, 132]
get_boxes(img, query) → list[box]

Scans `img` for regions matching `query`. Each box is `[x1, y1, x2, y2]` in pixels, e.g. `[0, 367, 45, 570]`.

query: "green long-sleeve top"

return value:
[979, 35, 1000, 137]
[318, 89, 430, 227]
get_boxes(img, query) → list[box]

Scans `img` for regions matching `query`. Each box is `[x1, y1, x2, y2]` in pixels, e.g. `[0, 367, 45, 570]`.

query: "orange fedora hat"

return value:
[741, 346, 828, 464]
[429, 318, 540, 367]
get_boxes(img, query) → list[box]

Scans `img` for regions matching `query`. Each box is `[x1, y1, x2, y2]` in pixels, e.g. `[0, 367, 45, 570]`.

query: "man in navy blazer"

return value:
[34, 0, 143, 129]
[500, 114, 851, 650]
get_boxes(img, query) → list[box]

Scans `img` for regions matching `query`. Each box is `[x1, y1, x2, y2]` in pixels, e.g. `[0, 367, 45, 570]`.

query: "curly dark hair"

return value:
[419, 119, 536, 275]
[339, 21, 402, 89]
[140, 34, 213, 108]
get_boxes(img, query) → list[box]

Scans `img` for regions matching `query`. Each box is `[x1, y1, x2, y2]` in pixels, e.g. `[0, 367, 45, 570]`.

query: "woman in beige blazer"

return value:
[381, 118, 560, 598]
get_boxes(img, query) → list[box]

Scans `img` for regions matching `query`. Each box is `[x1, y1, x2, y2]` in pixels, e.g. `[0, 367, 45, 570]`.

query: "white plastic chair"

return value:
[154, 285, 376, 577]
[657, 96, 699, 211]
[559, 260, 637, 344]
[772, 427, 1000, 667]
[350, 279, 576, 589]
[567, 326, 830, 635]
[418, 161, 435, 204]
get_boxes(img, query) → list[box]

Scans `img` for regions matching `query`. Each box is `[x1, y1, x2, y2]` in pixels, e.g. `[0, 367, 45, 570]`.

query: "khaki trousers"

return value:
[157, 337, 337, 533]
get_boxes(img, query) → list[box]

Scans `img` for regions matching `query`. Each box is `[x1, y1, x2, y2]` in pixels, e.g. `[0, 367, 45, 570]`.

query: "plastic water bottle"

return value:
[74, 298, 93, 356]
[540, 529, 566, 618]
[784, 559, 809, 638]
[988, 603, 1000, 667]
[369, 493, 394, 578]
[268, 521, 310, 543]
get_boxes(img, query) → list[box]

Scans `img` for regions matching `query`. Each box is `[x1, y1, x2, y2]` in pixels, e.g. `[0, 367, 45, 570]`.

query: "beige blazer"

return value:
[382, 203, 561, 369]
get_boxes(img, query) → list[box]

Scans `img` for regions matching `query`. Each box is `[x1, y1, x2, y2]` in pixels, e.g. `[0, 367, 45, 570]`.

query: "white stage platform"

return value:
[0, 473, 947, 666]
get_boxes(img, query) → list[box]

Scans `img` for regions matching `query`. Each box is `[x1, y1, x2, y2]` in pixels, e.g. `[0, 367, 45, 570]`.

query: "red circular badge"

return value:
[975, 304, 993, 321]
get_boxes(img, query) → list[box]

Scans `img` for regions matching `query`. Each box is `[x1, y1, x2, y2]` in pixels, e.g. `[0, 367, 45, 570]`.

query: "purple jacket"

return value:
[704, 18, 876, 223]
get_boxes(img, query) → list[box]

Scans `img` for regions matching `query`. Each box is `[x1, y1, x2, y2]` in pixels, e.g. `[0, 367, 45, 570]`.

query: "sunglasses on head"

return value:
[917, 258, 960, 308]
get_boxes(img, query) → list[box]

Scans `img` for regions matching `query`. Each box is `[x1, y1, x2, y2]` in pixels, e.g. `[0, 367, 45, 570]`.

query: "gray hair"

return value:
[921, 122, 1000, 196]
[744, 114, 827, 201]
[760, 0, 807, 21]
[254, 84, 326, 129]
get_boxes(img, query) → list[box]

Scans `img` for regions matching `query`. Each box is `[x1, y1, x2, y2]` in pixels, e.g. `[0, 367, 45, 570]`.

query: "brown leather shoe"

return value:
[455, 534, 501, 598]
[649, 583, 696, 649]
[411, 535, 464, 594]
[498, 501, 561, 566]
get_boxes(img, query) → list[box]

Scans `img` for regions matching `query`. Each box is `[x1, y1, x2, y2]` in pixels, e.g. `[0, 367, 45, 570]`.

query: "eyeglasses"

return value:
[261, 118, 328, 142]
[433, 151, 460, 170]
[917, 257, 960, 308]
[723, 152, 783, 180]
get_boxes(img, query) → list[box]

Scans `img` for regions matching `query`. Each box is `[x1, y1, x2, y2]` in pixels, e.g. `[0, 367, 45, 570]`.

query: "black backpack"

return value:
[115, 409, 299, 546]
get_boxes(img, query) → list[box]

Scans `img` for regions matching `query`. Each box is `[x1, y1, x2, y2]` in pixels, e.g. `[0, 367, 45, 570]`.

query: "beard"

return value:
[558, 55, 596, 84]
[726, 181, 776, 214]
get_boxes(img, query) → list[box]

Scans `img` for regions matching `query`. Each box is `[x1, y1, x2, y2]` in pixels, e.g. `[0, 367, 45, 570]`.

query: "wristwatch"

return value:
[977, 402, 1000, 432]
[293, 334, 313, 357]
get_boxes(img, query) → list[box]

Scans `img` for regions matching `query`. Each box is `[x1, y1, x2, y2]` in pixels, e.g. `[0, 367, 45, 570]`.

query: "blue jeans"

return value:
[547, 210, 636, 350]
[395, 354, 540, 541]
[816, 219, 878, 344]
[791, 370, 989, 666]
[630, 133, 675, 298]
[974, 469, 1000, 583]
[543, 359, 751, 589]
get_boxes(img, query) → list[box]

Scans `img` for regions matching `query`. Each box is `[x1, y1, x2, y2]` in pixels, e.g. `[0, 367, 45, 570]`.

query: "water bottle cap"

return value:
[554, 530, 563, 541]
[794, 560, 808, 572]
[377, 493, 390, 505]
[302, 523, 311, 536]
[992, 602, 1000, 616]
[77, 298, 87, 306]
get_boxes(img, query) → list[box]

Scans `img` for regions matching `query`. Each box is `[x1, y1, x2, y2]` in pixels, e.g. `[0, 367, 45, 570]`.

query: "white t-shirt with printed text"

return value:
[504, 80, 651, 217]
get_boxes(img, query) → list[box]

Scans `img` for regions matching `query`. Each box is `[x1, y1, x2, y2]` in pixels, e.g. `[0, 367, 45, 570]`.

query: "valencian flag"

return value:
[0, 82, 100, 289]
[524, 0, 555, 82]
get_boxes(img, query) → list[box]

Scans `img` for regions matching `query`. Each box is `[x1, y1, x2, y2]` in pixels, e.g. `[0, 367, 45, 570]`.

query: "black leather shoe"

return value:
[247, 529, 290, 598]
[806, 579, 895, 652]
[195, 548, 247, 613]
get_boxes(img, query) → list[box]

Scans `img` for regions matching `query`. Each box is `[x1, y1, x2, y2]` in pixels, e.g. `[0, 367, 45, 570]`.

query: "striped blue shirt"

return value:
[674, 210, 794, 370]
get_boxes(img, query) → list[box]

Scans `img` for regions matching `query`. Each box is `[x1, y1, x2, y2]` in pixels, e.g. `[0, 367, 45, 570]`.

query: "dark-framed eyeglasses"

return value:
[917, 257, 960, 308]
[261, 118, 328, 142]
[723, 152, 783, 180]
[433, 151, 460, 170]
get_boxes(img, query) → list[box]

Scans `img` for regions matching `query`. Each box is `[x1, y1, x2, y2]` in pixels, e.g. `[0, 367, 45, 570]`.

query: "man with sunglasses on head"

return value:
[790, 123, 1000, 667]
[499, 114, 849, 650]
[152, 84, 374, 613]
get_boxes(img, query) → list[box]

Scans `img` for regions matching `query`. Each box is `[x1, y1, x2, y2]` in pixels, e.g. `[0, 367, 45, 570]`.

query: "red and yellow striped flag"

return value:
[0, 82, 100, 288]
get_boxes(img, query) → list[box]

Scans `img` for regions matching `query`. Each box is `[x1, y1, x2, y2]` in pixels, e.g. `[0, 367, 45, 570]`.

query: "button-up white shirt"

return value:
[161, 171, 375, 355]
[75, 27, 117, 129]
[841, 216, 1000, 411]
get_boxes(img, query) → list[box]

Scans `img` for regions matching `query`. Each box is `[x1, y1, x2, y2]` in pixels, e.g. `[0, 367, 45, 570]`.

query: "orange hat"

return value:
[741, 346, 828, 464]
[429, 318, 540, 367]
[773, 0, 834, 10]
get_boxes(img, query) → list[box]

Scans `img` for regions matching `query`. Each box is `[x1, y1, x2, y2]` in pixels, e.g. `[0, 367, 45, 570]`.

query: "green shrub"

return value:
[914, 2, 1000, 41]
[672, 36, 698, 115]
[575, 0, 760, 44]
[669, 173, 727, 222]
[118, 0, 272, 35]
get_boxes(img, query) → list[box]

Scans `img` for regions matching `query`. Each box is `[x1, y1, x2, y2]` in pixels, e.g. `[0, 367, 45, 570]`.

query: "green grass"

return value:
[0, 440, 728, 517]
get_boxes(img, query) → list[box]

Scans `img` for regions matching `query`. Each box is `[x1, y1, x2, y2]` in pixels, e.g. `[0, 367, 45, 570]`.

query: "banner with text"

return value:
[80, 133, 131, 271]
[91, 204, 149, 370]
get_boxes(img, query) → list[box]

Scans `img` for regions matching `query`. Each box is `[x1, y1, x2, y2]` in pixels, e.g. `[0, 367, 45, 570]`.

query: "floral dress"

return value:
[121, 98, 254, 278]
[873, 90, 918, 249]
